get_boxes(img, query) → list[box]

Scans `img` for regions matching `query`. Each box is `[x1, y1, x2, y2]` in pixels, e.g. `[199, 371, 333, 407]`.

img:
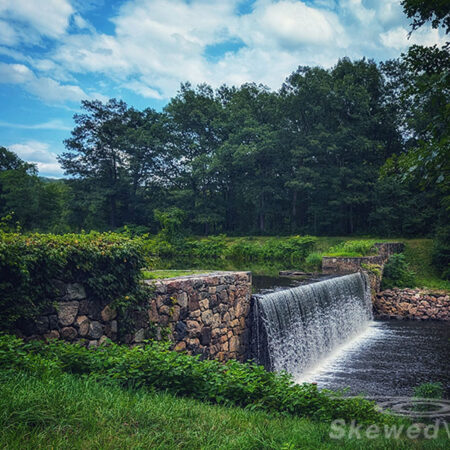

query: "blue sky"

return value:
[0, 0, 446, 177]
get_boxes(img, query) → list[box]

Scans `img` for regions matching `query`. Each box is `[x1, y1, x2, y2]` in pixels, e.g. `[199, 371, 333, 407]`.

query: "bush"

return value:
[432, 225, 450, 280]
[191, 235, 228, 259]
[0, 232, 148, 331]
[0, 334, 392, 425]
[381, 254, 415, 289]
[227, 236, 316, 263]
[326, 240, 377, 257]
[305, 252, 323, 271]
[226, 240, 261, 261]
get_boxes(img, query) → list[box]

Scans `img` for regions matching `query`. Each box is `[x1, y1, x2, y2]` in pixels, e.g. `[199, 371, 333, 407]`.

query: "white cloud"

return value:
[9, 141, 64, 177]
[0, 61, 99, 103]
[0, 62, 33, 83]
[0, 119, 72, 131]
[0, 0, 73, 40]
[380, 26, 447, 50]
[0, 0, 448, 106]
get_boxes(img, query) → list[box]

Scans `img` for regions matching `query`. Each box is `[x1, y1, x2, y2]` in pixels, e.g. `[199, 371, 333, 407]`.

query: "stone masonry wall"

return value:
[374, 288, 450, 320]
[146, 272, 252, 361]
[16, 271, 252, 362]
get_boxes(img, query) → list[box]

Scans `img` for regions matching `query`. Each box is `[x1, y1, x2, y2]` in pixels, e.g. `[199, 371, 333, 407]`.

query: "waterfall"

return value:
[252, 272, 372, 379]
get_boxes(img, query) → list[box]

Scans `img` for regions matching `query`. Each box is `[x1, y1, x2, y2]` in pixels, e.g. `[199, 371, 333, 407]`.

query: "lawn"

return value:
[1, 370, 448, 449]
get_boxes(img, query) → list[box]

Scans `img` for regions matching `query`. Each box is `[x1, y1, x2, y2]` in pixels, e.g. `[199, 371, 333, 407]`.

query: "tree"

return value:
[401, 0, 450, 34]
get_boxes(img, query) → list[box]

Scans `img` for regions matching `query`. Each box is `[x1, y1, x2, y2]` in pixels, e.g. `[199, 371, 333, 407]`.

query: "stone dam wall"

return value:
[374, 288, 450, 320]
[16, 271, 252, 362]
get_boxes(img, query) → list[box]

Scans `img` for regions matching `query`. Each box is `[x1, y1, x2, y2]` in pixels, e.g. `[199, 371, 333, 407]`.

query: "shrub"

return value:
[226, 240, 261, 261]
[381, 254, 415, 289]
[0, 231, 148, 331]
[432, 225, 450, 280]
[326, 240, 377, 257]
[227, 236, 316, 263]
[0, 335, 393, 425]
[304, 252, 323, 271]
[191, 235, 228, 259]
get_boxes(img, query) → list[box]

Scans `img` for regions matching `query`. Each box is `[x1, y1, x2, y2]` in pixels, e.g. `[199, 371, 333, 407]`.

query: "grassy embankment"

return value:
[146, 236, 449, 290]
[1, 370, 449, 450]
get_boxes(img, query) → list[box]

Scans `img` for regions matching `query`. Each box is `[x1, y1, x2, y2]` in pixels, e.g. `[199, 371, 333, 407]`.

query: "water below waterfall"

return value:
[253, 273, 450, 398]
[253, 272, 373, 377]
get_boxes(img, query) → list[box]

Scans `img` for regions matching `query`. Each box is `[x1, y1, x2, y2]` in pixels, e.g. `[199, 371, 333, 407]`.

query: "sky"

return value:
[0, 0, 446, 177]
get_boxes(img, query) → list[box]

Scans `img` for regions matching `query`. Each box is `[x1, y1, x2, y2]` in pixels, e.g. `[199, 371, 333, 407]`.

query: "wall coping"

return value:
[144, 271, 251, 283]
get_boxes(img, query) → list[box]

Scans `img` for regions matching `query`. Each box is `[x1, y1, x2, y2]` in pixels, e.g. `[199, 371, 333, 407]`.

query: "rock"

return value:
[43, 330, 60, 340]
[75, 315, 90, 336]
[98, 335, 109, 346]
[60, 326, 77, 340]
[229, 336, 239, 352]
[171, 305, 180, 322]
[88, 321, 103, 339]
[35, 316, 49, 334]
[48, 315, 58, 329]
[57, 301, 79, 326]
[174, 341, 186, 352]
[101, 305, 117, 321]
[199, 298, 209, 311]
[186, 320, 201, 337]
[200, 327, 212, 345]
[134, 328, 145, 342]
[175, 321, 187, 339]
[110, 320, 118, 334]
[64, 283, 86, 300]
[201, 310, 213, 326]
[159, 305, 170, 315]
[88, 340, 98, 348]
[177, 292, 188, 308]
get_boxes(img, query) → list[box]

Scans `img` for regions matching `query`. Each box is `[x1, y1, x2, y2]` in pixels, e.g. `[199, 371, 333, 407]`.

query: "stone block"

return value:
[101, 305, 117, 321]
[88, 321, 103, 339]
[57, 301, 79, 326]
[64, 283, 86, 300]
[60, 326, 77, 340]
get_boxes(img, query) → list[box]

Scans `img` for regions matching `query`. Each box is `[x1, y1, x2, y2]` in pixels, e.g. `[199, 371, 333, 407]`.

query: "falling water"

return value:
[252, 272, 373, 379]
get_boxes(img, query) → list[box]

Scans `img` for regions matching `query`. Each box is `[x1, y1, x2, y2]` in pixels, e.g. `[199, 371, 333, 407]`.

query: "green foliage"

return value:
[227, 236, 317, 263]
[0, 335, 392, 425]
[361, 263, 382, 277]
[190, 235, 228, 259]
[381, 254, 416, 289]
[413, 382, 444, 400]
[325, 240, 377, 257]
[0, 232, 148, 332]
[304, 252, 323, 271]
[432, 225, 450, 280]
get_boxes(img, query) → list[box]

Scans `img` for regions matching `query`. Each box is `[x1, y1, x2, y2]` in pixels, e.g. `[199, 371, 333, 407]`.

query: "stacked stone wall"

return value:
[16, 271, 252, 361]
[374, 288, 450, 320]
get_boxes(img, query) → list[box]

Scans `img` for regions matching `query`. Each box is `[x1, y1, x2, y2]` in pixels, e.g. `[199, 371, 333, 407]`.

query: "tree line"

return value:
[0, 1, 448, 239]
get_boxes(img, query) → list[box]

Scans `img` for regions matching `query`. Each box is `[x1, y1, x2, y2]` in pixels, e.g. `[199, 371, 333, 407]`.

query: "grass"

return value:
[1, 370, 449, 449]
[402, 239, 450, 291]
[142, 269, 213, 279]
[148, 236, 448, 290]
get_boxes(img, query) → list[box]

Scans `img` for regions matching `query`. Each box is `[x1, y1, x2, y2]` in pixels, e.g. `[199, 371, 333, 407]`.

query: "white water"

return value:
[296, 321, 385, 384]
[254, 272, 373, 379]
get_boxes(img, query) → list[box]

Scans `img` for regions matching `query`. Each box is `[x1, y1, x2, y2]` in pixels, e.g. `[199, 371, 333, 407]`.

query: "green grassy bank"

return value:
[1, 370, 449, 449]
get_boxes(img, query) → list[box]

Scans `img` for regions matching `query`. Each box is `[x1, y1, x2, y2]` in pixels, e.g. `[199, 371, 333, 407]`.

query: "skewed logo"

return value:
[328, 396, 450, 440]
[370, 396, 450, 419]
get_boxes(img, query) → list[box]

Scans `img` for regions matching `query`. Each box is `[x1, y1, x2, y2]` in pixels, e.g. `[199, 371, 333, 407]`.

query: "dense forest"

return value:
[0, 2, 448, 239]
